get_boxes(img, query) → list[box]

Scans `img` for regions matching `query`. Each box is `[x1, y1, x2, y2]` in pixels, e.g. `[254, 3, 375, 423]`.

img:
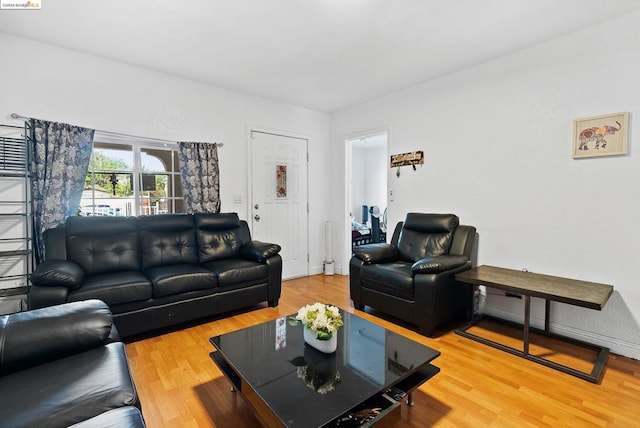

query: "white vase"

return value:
[303, 326, 337, 354]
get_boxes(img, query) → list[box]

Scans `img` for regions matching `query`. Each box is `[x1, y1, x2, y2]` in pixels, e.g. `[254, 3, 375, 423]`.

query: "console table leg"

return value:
[545, 299, 551, 333]
[405, 392, 414, 407]
[523, 295, 531, 355]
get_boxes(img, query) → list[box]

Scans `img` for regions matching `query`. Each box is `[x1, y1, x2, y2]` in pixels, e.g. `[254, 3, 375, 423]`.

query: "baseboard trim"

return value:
[483, 307, 640, 360]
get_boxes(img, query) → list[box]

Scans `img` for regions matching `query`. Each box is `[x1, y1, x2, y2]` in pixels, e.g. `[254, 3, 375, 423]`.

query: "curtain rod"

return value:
[10, 113, 223, 147]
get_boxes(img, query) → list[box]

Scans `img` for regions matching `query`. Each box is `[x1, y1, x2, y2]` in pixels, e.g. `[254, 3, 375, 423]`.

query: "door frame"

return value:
[247, 125, 310, 278]
[344, 127, 391, 272]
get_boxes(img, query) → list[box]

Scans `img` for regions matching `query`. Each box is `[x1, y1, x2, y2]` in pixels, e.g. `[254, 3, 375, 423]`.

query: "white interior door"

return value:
[250, 130, 308, 279]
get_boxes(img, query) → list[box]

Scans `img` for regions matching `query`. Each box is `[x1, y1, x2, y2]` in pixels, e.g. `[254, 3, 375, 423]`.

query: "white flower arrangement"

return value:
[296, 302, 344, 340]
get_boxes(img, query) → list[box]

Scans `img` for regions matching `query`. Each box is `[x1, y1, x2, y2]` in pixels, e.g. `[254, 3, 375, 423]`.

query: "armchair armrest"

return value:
[240, 241, 282, 262]
[31, 259, 84, 289]
[352, 243, 400, 264]
[0, 300, 113, 375]
[411, 255, 469, 274]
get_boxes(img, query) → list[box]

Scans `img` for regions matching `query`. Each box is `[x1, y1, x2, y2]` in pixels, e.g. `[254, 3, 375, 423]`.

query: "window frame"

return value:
[81, 135, 184, 217]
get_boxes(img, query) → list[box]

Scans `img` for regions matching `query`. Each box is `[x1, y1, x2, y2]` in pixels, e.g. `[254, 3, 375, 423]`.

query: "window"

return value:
[80, 140, 183, 216]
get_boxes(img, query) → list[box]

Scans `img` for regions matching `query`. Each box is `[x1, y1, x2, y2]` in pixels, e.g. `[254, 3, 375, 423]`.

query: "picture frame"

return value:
[572, 112, 629, 158]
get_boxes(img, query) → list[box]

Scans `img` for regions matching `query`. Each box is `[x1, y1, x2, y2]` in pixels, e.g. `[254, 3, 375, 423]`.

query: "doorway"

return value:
[346, 131, 389, 265]
[249, 130, 309, 279]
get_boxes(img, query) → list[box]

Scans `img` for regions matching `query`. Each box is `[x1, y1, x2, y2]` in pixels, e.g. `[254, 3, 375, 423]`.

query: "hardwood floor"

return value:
[125, 275, 640, 427]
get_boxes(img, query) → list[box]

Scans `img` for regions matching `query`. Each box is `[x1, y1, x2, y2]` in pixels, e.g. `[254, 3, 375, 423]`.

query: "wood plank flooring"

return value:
[125, 275, 640, 427]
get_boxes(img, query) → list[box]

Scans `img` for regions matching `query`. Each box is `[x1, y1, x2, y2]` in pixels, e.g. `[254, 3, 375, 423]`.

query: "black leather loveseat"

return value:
[29, 213, 282, 337]
[0, 300, 144, 428]
[350, 213, 476, 336]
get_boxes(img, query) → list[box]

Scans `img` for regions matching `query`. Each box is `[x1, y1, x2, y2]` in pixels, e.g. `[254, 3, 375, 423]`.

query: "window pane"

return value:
[80, 172, 133, 217]
[140, 173, 168, 197]
[92, 143, 133, 170]
[93, 173, 133, 197]
[79, 199, 134, 216]
[141, 148, 171, 172]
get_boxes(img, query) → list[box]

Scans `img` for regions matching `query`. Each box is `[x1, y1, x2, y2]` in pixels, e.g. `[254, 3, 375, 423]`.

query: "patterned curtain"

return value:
[30, 119, 94, 263]
[177, 142, 220, 213]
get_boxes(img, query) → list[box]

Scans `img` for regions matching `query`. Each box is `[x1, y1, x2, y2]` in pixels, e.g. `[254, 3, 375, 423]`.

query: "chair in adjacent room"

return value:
[349, 213, 476, 336]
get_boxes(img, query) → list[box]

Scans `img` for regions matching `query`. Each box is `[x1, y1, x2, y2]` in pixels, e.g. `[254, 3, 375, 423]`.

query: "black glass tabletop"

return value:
[210, 310, 439, 427]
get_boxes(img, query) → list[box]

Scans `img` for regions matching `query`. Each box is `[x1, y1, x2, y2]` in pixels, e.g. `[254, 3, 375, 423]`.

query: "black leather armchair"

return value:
[350, 213, 476, 336]
[0, 300, 144, 427]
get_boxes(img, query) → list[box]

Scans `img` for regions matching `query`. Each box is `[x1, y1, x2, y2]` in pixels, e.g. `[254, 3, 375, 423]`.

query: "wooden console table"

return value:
[455, 265, 613, 383]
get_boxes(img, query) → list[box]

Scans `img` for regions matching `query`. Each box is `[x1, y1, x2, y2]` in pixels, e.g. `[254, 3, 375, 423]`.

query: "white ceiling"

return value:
[1, 0, 639, 113]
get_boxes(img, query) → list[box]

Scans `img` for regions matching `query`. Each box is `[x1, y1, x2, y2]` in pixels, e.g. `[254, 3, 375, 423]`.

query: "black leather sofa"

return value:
[29, 213, 282, 337]
[0, 300, 145, 428]
[350, 213, 476, 336]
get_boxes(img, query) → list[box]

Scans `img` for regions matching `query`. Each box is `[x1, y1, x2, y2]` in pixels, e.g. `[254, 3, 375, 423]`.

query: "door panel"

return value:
[250, 131, 308, 279]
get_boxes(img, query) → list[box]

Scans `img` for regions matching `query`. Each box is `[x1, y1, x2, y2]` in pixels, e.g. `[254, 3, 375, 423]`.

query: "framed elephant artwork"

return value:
[573, 112, 629, 158]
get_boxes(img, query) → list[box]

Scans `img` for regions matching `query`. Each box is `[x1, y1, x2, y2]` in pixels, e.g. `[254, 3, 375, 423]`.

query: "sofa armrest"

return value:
[411, 255, 469, 274]
[240, 241, 282, 262]
[352, 243, 400, 264]
[0, 300, 114, 375]
[31, 259, 84, 289]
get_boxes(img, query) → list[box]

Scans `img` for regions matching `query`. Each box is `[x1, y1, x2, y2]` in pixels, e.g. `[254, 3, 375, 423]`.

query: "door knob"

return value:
[254, 214, 261, 222]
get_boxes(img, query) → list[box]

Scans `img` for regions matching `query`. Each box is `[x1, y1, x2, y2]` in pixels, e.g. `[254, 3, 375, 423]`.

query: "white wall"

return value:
[0, 32, 331, 274]
[331, 12, 640, 358]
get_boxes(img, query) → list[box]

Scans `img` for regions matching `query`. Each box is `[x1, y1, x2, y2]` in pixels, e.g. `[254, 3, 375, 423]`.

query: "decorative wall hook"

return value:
[391, 151, 424, 177]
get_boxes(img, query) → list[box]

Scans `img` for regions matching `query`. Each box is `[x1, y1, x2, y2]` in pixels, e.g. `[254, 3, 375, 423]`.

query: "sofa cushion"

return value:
[144, 264, 217, 297]
[138, 214, 198, 270]
[0, 342, 138, 428]
[195, 213, 243, 263]
[397, 213, 459, 262]
[202, 259, 268, 287]
[66, 216, 140, 275]
[69, 406, 146, 428]
[68, 272, 152, 306]
[140, 230, 198, 270]
[66, 225, 140, 277]
[361, 261, 415, 301]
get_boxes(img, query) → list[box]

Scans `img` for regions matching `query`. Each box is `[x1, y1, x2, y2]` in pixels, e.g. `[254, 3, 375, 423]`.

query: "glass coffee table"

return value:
[209, 309, 440, 427]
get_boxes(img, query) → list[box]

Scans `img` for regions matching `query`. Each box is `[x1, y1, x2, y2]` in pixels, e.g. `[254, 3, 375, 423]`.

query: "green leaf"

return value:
[316, 331, 333, 341]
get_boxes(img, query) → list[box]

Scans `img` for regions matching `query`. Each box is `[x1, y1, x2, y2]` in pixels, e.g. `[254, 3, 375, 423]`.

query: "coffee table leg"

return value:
[405, 392, 414, 407]
[523, 295, 531, 355]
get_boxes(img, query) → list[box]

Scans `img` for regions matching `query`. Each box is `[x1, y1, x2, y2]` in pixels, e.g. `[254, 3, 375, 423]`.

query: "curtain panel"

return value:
[29, 119, 94, 263]
[177, 142, 221, 213]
